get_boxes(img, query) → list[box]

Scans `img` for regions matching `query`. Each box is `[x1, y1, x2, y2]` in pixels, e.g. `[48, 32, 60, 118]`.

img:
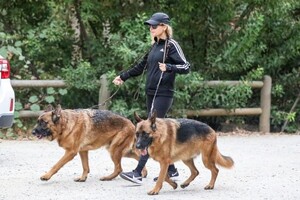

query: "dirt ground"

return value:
[0, 133, 299, 200]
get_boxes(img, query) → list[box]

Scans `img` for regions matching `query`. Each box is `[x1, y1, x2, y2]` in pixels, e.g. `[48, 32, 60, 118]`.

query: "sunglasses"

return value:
[149, 24, 164, 29]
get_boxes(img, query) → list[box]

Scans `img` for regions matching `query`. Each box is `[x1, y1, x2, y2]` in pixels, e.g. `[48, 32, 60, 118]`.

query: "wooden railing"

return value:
[11, 75, 271, 132]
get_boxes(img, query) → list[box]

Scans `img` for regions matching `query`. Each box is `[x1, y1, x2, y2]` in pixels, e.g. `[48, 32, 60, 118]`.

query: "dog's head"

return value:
[134, 111, 159, 156]
[32, 104, 62, 140]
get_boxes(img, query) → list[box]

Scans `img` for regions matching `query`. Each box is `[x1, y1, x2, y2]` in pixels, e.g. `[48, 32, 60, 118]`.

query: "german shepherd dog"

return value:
[32, 104, 144, 182]
[134, 111, 234, 195]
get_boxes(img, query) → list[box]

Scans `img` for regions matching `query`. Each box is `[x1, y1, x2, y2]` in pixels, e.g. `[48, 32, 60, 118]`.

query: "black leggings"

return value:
[135, 95, 175, 174]
[146, 95, 173, 118]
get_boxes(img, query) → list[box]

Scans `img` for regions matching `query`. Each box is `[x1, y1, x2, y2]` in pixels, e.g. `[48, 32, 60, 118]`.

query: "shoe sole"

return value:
[119, 174, 142, 185]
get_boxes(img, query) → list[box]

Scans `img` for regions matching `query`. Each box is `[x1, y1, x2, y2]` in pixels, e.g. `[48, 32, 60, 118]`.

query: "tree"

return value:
[0, 0, 299, 134]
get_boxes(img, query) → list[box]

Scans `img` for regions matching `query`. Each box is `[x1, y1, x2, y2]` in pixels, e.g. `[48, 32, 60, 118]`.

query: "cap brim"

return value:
[144, 19, 160, 26]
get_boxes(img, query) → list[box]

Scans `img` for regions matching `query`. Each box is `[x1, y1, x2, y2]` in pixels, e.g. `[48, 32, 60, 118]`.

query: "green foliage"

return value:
[106, 70, 147, 120]
[212, 10, 266, 79]
[62, 61, 99, 91]
[174, 73, 253, 112]
[271, 108, 298, 133]
[0, 0, 299, 133]
[107, 13, 150, 70]
[0, 128, 17, 140]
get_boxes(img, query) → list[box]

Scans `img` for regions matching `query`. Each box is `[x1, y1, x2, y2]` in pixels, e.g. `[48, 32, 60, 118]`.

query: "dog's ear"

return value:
[45, 104, 53, 112]
[134, 111, 142, 122]
[150, 110, 157, 131]
[52, 104, 62, 124]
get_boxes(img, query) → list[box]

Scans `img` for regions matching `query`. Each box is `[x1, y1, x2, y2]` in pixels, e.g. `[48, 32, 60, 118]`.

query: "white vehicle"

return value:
[0, 55, 15, 128]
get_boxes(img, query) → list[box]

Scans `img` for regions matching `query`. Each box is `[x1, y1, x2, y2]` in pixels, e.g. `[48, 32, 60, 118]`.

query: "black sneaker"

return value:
[119, 170, 142, 185]
[153, 168, 179, 182]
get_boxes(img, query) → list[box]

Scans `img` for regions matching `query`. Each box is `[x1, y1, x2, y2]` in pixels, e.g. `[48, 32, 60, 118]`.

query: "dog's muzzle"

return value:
[32, 127, 52, 139]
[135, 132, 153, 156]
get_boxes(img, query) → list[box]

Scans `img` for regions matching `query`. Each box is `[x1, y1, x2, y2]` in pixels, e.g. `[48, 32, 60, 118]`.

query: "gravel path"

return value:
[0, 134, 299, 200]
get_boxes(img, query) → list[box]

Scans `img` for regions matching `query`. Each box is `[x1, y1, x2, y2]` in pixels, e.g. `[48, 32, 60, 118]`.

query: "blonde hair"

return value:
[151, 24, 173, 44]
[165, 24, 173, 39]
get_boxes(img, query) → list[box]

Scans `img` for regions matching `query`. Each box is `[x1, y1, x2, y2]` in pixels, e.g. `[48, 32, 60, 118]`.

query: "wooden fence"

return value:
[11, 75, 272, 132]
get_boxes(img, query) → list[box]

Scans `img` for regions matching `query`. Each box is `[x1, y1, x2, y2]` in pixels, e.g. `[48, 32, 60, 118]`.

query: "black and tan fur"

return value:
[32, 104, 144, 182]
[134, 111, 234, 195]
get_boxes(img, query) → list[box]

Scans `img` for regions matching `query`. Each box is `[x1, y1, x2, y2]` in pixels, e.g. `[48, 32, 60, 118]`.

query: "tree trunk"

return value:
[69, 0, 82, 67]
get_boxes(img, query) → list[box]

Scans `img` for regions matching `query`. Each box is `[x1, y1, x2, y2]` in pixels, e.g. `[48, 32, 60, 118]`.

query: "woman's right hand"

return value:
[112, 76, 124, 86]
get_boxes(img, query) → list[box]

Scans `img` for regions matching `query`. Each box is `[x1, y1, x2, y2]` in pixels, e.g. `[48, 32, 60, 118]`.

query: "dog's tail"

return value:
[215, 145, 234, 169]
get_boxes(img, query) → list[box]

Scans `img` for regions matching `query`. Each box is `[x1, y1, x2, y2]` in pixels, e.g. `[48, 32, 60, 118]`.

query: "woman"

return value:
[113, 12, 190, 184]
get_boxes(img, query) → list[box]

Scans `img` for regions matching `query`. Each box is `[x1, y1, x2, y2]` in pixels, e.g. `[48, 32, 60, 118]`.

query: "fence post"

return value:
[98, 74, 110, 110]
[259, 75, 272, 132]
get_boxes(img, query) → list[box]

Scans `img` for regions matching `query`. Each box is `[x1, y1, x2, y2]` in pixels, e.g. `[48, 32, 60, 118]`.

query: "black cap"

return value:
[144, 12, 170, 26]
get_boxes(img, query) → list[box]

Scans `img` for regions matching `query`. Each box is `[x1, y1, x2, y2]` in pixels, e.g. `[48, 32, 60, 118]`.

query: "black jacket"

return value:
[120, 38, 190, 97]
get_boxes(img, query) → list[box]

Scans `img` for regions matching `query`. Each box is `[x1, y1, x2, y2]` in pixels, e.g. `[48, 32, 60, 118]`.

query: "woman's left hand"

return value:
[158, 62, 167, 72]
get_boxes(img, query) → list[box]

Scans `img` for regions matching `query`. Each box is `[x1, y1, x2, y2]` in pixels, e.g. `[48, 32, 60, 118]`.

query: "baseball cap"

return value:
[144, 12, 170, 26]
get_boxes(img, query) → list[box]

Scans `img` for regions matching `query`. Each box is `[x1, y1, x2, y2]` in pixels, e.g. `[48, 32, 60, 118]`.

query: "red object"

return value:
[10, 98, 14, 111]
[0, 58, 10, 79]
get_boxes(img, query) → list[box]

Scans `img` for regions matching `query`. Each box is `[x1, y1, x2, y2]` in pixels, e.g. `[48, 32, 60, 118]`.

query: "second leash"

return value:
[89, 86, 121, 109]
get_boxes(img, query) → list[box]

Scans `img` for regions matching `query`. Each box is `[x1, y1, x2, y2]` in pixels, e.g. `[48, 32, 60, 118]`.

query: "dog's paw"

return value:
[40, 175, 50, 181]
[74, 177, 86, 182]
[204, 185, 214, 190]
[99, 176, 112, 181]
[180, 183, 189, 189]
[147, 189, 159, 195]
